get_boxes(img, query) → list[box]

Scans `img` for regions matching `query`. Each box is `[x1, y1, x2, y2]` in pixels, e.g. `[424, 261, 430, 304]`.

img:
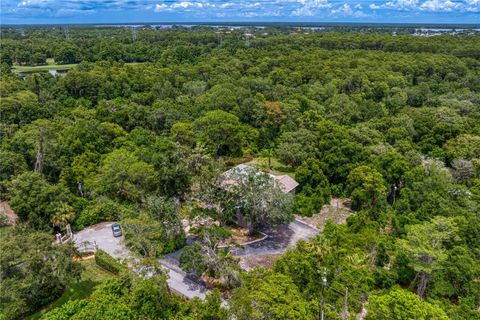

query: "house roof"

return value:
[223, 164, 298, 193]
[273, 175, 299, 193]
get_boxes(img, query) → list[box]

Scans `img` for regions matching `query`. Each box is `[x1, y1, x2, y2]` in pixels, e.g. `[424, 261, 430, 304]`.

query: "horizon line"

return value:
[2, 21, 480, 27]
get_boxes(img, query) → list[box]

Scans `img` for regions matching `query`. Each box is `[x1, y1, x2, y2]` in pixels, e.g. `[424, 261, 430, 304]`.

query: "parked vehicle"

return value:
[111, 223, 122, 237]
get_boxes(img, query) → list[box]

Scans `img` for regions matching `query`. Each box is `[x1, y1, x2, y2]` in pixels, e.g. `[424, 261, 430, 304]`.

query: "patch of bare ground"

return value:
[0, 201, 18, 227]
[220, 226, 265, 246]
[238, 252, 283, 271]
[295, 197, 353, 231]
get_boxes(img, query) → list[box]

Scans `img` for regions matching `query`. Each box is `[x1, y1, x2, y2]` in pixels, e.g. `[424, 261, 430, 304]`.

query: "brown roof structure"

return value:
[273, 175, 299, 193]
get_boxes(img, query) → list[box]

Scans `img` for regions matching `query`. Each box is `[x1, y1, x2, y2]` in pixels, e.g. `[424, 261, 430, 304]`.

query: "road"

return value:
[73, 222, 207, 300]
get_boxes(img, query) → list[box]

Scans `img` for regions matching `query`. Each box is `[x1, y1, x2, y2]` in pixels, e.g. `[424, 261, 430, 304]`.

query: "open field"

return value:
[12, 61, 145, 73]
[13, 63, 78, 72]
[28, 258, 114, 319]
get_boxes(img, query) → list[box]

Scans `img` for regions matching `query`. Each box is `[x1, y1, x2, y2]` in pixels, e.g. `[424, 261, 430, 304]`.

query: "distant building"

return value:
[222, 164, 299, 194]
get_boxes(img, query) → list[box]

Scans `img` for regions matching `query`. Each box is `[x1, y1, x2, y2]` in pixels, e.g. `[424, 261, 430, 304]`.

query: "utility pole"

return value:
[342, 287, 349, 319]
[392, 184, 398, 204]
[321, 268, 327, 320]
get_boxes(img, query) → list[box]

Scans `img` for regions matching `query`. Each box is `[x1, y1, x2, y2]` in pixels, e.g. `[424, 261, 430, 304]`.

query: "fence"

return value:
[55, 224, 73, 244]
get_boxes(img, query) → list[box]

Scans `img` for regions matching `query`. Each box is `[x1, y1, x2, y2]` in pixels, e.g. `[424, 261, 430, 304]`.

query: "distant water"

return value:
[6, 22, 479, 30]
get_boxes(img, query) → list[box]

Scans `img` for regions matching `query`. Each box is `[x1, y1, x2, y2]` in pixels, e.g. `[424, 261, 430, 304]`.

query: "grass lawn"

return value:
[28, 258, 114, 319]
[13, 61, 145, 73]
[13, 63, 77, 73]
[246, 157, 295, 178]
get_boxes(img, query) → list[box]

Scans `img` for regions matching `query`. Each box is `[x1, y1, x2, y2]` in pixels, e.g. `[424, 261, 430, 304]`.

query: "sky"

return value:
[1, 0, 479, 24]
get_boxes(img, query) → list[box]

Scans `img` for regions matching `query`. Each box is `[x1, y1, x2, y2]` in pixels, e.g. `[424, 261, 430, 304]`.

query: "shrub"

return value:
[74, 197, 134, 229]
[95, 249, 125, 274]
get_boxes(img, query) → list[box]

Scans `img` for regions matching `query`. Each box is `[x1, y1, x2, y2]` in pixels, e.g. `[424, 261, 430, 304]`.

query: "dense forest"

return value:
[1, 26, 479, 320]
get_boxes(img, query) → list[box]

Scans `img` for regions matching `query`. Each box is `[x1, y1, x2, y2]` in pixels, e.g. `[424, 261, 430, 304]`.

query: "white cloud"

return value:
[154, 3, 169, 12]
[331, 3, 353, 14]
[464, 0, 480, 11]
[2, 0, 479, 21]
[372, 0, 420, 10]
[367, 0, 474, 12]
[292, 0, 331, 17]
[420, 0, 460, 11]
[330, 2, 369, 17]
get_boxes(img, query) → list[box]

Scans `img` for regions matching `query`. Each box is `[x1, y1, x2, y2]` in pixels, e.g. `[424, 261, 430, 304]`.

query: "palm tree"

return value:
[51, 202, 75, 230]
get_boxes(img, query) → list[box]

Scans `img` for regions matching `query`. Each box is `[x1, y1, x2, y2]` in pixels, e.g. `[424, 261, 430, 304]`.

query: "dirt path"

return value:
[0, 201, 18, 226]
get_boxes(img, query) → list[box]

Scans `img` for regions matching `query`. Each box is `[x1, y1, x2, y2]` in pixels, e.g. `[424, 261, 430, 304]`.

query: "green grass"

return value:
[13, 63, 77, 73]
[28, 258, 114, 319]
[12, 61, 145, 73]
[247, 157, 296, 178]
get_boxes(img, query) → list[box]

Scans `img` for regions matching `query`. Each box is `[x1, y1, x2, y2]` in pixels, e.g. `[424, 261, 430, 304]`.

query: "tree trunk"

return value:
[416, 271, 430, 299]
[34, 137, 43, 173]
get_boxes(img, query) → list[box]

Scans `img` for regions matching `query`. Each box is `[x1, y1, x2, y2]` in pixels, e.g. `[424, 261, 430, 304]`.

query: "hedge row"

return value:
[95, 249, 125, 274]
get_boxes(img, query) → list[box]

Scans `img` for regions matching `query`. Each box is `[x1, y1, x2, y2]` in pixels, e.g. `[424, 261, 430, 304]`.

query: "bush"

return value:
[74, 197, 134, 229]
[95, 249, 125, 274]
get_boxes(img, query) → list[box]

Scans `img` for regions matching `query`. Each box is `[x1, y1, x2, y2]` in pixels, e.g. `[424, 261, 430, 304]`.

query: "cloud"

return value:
[330, 3, 369, 17]
[420, 0, 460, 11]
[371, 0, 420, 10]
[1, 0, 479, 22]
[291, 0, 331, 16]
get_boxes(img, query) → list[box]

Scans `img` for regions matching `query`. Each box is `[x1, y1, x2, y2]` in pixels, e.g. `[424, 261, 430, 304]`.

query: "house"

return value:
[222, 164, 299, 194]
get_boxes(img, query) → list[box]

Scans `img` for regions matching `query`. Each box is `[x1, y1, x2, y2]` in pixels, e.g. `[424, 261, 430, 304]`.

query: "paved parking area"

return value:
[73, 222, 207, 300]
[232, 219, 319, 256]
[73, 219, 318, 296]
[74, 222, 129, 258]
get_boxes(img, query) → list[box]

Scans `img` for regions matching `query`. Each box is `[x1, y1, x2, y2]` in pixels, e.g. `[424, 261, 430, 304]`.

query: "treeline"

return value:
[0, 28, 479, 319]
[1, 27, 480, 66]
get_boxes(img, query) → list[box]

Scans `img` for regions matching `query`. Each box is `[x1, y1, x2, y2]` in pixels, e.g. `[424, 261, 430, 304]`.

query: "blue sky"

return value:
[1, 0, 479, 24]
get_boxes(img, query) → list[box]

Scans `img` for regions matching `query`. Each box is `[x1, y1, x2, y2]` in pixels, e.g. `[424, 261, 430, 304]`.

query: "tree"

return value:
[123, 213, 169, 258]
[94, 148, 156, 202]
[275, 128, 317, 168]
[43, 278, 133, 320]
[51, 202, 76, 229]
[194, 110, 249, 156]
[0, 228, 82, 319]
[0, 150, 27, 184]
[129, 276, 180, 319]
[366, 287, 449, 320]
[226, 166, 294, 234]
[396, 217, 459, 298]
[347, 166, 386, 211]
[8, 172, 73, 230]
[294, 158, 331, 216]
[444, 134, 480, 161]
[229, 273, 312, 320]
[171, 121, 195, 147]
[122, 197, 185, 257]
[180, 224, 238, 286]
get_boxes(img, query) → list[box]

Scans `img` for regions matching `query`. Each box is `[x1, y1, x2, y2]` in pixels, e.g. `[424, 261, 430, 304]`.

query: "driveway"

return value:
[163, 219, 319, 271]
[73, 219, 318, 297]
[73, 222, 207, 300]
[231, 219, 319, 256]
